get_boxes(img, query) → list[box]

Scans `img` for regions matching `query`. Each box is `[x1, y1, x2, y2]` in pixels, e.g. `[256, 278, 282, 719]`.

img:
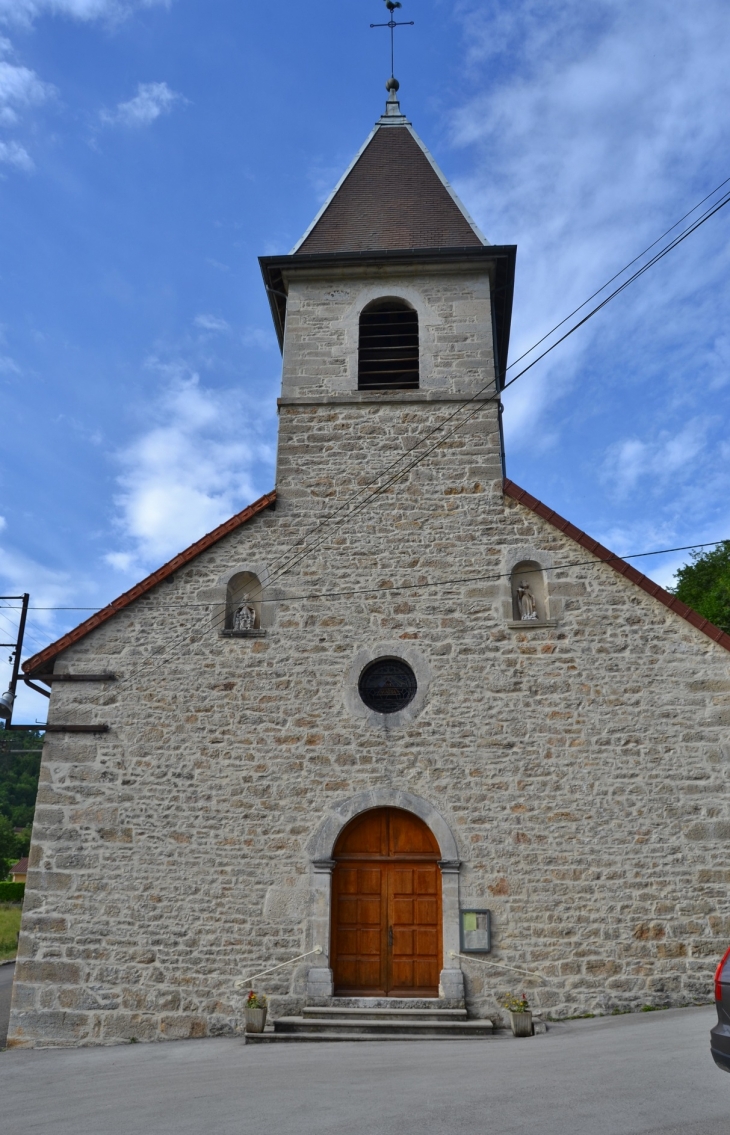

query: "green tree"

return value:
[0, 730, 43, 830]
[671, 540, 730, 634]
[0, 814, 20, 881]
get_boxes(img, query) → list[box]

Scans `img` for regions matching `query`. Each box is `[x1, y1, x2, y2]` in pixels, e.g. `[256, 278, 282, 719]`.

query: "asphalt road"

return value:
[0, 1004, 727, 1134]
[0, 961, 14, 1048]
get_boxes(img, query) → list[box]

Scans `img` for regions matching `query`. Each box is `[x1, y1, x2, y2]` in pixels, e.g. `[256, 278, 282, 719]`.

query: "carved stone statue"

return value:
[517, 580, 538, 621]
[233, 601, 256, 631]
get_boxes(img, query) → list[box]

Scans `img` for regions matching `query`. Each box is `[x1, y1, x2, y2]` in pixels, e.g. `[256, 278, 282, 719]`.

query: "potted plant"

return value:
[503, 992, 532, 1037]
[244, 990, 268, 1034]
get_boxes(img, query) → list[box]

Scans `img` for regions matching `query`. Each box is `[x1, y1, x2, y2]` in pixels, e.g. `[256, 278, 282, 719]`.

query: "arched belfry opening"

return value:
[358, 298, 419, 390]
[330, 807, 441, 997]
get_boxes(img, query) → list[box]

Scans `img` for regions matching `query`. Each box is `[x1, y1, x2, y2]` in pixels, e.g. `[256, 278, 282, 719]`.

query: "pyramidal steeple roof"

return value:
[291, 84, 487, 255]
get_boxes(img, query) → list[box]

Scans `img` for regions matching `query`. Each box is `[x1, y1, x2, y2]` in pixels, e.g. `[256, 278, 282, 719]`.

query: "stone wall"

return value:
[8, 268, 730, 1046]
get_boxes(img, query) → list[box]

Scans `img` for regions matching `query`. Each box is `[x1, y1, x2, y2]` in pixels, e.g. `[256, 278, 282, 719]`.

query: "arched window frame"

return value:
[358, 297, 419, 391]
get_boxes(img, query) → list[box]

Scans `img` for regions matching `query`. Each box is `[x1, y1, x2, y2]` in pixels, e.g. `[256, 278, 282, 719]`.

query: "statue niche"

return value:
[226, 571, 262, 632]
[510, 560, 548, 623]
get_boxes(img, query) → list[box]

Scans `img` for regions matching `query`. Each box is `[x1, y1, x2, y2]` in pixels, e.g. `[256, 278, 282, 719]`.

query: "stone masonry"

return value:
[8, 246, 730, 1049]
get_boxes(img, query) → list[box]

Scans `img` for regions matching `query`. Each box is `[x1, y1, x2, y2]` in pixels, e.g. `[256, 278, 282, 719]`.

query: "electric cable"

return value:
[14, 535, 726, 707]
[504, 172, 730, 372]
[256, 181, 730, 596]
[13, 180, 730, 688]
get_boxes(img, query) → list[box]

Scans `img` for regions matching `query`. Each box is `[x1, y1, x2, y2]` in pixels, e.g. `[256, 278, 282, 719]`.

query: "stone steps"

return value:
[247, 1000, 494, 1043]
[301, 1006, 467, 1021]
[247, 1029, 494, 1043]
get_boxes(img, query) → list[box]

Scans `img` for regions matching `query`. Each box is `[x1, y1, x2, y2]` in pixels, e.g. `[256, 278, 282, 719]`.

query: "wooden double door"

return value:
[331, 807, 442, 997]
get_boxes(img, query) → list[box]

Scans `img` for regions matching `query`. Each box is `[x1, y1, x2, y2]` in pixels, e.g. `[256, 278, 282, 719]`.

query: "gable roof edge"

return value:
[289, 127, 379, 255]
[504, 479, 730, 654]
[22, 489, 277, 677]
[404, 124, 488, 246]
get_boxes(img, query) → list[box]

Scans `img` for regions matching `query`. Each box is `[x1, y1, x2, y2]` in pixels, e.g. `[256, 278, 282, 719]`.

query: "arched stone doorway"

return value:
[330, 808, 442, 997]
[305, 789, 464, 1003]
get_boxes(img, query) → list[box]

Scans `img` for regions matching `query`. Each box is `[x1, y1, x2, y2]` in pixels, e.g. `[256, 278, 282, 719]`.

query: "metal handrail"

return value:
[449, 950, 547, 981]
[234, 946, 323, 990]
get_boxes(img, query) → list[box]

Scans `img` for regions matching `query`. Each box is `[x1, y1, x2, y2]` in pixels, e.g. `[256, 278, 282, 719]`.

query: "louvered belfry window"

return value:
[358, 299, 419, 390]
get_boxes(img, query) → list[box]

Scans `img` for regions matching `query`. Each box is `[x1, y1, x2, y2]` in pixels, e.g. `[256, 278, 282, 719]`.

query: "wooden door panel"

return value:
[338, 894, 358, 921]
[393, 899, 415, 924]
[332, 856, 387, 995]
[387, 861, 441, 995]
[359, 899, 382, 925]
[338, 927, 359, 952]
[414, 869, 437, 893]
[415, 897, 438, 922]
[359, 928, 381, 953]
[389, 811, 440, 857]
[391, 959, 414, 988]
[415, 959, 436, 987]
[391, 868, 413, 893]
[415, 928, 439, 955]
[331, 808, 441, 997]
[359, 869, 382, 893]
[393, 927, 414, 954]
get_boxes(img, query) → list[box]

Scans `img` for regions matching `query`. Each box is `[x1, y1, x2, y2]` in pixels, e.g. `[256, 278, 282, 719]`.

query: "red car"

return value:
[711, 945, 730, 1072]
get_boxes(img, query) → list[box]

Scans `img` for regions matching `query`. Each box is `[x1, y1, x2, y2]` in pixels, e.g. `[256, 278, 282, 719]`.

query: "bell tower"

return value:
[260, 82, 516, 530]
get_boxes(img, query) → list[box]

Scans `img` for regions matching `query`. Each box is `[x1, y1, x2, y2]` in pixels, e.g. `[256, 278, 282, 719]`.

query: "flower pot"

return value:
[509, 1010, 533, 1037]
[245, 1007, 268, 1034]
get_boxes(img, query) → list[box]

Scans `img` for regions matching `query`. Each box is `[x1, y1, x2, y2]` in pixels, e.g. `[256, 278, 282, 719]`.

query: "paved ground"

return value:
[0, 961, 14, 1048]
[0, 1004, 727, 1134]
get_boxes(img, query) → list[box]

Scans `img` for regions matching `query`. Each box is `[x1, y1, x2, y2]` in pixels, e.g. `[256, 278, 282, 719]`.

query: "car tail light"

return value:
[715, 945, 730, 1002]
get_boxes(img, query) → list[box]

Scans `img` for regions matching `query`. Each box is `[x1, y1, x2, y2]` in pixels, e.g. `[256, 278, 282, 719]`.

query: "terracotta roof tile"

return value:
[296, 126, 483, 254]
[504, 479, 730, 653]
[22, 490, 276, 677]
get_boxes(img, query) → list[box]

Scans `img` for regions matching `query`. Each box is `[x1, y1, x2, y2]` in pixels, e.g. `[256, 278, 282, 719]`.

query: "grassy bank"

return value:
[0, 903, 21, 962]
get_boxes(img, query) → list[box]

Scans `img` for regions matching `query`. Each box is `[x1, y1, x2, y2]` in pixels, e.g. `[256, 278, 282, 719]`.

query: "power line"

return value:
[502, 185, 730, 392]
[9, 536, 721, 619]
[110, 173, 730, 654]
[14, 180, 730, 683]
[257, 179, 730, 596]
[504, 172, 730, 373]
[13, 534, 727, 725]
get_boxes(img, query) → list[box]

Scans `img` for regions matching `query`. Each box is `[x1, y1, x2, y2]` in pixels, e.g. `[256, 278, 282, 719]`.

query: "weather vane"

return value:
[371, 0, 414, 81]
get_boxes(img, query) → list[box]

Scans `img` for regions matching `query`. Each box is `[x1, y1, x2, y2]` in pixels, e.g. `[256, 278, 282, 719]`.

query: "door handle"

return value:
[388, 926, 393, 950]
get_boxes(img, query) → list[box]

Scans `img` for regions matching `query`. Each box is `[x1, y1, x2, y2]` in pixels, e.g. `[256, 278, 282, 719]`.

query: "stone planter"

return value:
[509, 1010, 533, 1037]
[244, 1007, 268, 1034]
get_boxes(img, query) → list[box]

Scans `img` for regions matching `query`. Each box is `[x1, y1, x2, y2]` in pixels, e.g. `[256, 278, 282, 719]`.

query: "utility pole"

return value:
[0, 593, 29, 728]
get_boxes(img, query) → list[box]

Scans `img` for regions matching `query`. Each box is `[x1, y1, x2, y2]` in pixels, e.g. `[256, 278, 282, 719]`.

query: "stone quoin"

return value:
[7, 82, 730, 1048]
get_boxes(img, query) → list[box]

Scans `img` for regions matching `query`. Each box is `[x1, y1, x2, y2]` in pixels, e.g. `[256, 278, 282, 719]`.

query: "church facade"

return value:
[8, 87, 730, 1047]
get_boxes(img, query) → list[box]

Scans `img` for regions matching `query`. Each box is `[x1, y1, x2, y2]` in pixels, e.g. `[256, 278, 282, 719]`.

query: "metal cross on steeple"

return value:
[370, 0, 414, 80]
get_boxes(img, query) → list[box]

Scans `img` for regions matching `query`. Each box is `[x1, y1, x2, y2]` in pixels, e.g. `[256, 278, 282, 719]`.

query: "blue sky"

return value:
[1, 0, 729, 723]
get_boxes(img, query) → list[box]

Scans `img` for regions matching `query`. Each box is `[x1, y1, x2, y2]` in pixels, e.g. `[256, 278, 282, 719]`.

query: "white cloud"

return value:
[194, 313, 230, 333]
[601, 419, 711, 499]
[105, 371, 275, 571]
[101, 81, 182, 128]
[0, 45, 55, 173]
[451, 0, 730, 444]
[0, 59, 54, 123]
[0, 138, 32, 170]
[241, 327, 277, 351]
[0, 0, 168, 27]
[0, 545, 74, 630]
[0, 516, 6, 532]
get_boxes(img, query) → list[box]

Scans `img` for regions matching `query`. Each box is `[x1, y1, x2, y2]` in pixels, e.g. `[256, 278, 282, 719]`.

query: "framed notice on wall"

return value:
[460, 909, 492, 953]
